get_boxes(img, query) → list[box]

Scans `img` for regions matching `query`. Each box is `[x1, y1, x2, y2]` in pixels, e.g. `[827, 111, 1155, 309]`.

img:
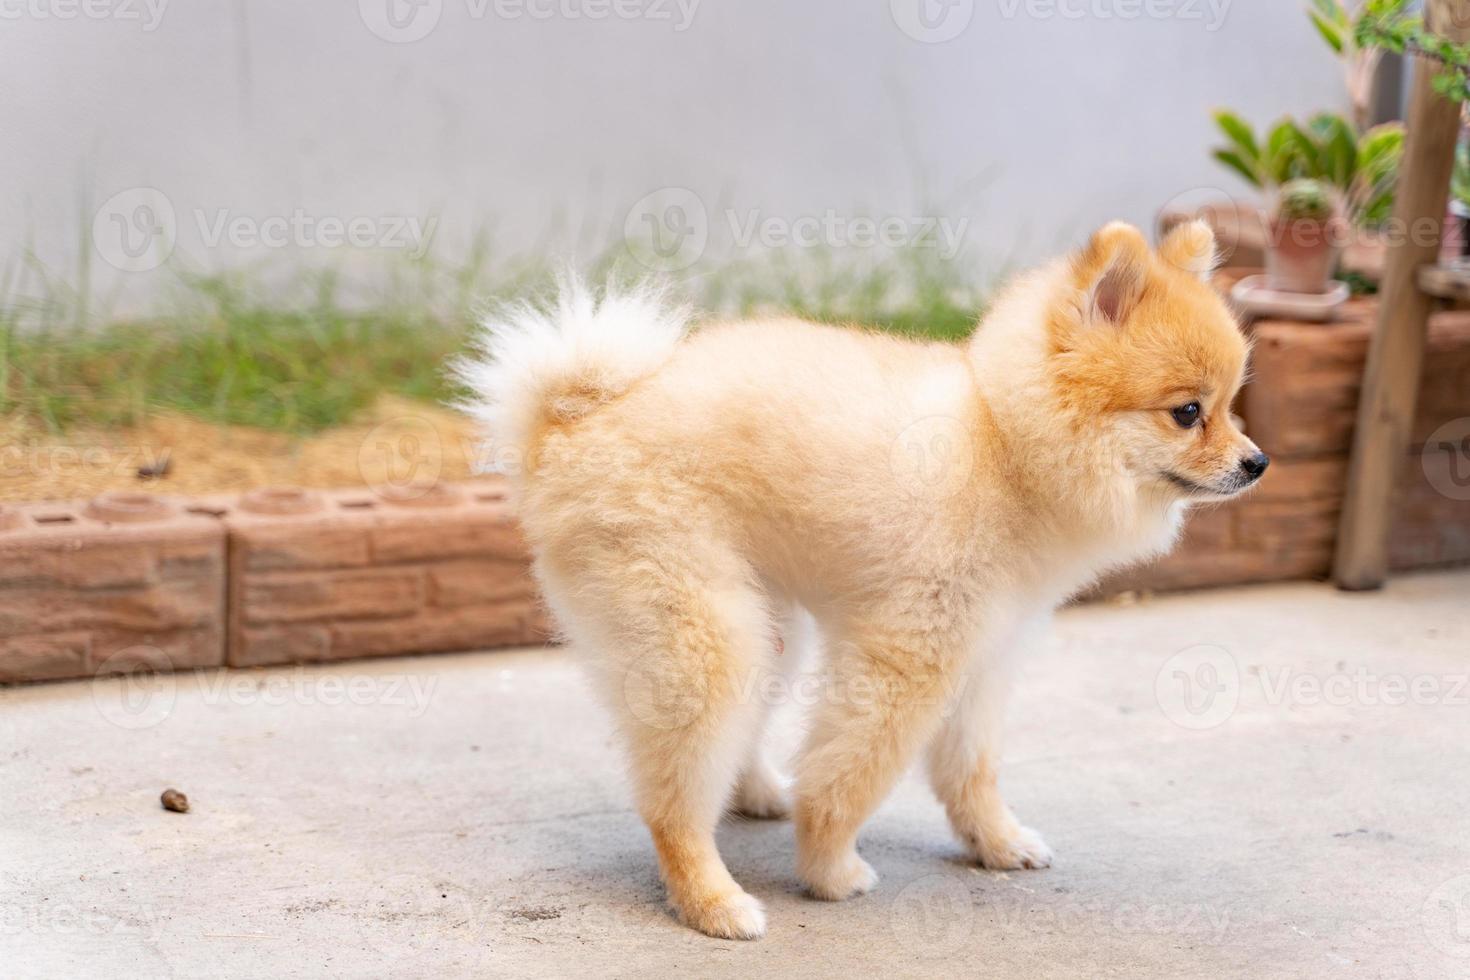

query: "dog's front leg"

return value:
[926, 623, 1052, 870]
[793, 625, 960, 900]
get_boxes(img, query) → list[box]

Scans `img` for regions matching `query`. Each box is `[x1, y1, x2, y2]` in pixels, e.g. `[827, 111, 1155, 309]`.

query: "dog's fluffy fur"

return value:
[459, 220, 1263, 940]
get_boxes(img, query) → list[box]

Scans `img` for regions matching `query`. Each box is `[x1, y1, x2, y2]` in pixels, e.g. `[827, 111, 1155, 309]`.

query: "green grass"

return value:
[2, 269, 474, 434]
[1, 242, 986, 435]
[698, 246, 986, 341]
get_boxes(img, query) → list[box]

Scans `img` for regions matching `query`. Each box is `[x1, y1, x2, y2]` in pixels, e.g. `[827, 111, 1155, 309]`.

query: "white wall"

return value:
[1, 0, 1348, 312]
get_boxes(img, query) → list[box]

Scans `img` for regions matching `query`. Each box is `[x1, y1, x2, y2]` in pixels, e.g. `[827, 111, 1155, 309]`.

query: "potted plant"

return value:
[1210, 110, 1403, 231]
[1194, 3, 1407, 299]
[1267, 179, 1345, 294]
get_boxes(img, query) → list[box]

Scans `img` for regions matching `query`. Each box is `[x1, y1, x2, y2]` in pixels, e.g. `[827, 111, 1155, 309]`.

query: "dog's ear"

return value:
[1074, 222, 1149, 327]
[1158, 219, 1219, 281]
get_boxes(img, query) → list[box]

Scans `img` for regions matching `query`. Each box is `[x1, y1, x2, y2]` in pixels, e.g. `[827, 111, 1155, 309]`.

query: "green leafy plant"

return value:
[1307, 0, 1354, 51]
[1355, 0, 1470, 102]
[1309, 1, 1385, 129]
[1275, 178, 1337, 222]
[1211, 110, 1404, 226]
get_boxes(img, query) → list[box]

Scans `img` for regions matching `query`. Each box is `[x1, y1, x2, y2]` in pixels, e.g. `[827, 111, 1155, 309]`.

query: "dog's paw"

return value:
[972, 825, 1053, 871]
[677, 890, 767, 940]
[732, 769, 792, 820]
[801, 850, 879, 901]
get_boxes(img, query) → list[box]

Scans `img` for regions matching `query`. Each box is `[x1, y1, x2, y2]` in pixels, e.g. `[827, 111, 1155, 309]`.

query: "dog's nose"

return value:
[1240, 451, 1270, 481]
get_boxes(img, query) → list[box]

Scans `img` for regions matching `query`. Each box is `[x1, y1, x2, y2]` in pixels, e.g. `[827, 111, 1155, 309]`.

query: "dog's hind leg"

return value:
[556, 542, 774, 940]
[730, 600, 808, 820]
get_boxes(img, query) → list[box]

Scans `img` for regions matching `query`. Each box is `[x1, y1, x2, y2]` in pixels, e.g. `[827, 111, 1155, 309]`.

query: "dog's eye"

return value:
[1171, 402, 1202, 429]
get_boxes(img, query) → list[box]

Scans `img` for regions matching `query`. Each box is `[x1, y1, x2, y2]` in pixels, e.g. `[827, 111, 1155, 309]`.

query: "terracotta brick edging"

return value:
[223, 481, 549, 668]
[4, 456, 1463, 685]
[0, 492, 225, 683]
[0, 479, 551, 684]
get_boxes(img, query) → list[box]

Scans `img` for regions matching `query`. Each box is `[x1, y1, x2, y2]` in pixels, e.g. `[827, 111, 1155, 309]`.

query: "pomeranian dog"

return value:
[459, 220, 1266, 940]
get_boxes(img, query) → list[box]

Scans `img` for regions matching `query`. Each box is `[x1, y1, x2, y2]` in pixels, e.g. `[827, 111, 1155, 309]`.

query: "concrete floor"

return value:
[3, 571, 1469, 979]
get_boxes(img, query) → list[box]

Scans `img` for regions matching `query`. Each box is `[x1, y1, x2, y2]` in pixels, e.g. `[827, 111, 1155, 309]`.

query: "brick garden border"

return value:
[0, 479, 549, 684]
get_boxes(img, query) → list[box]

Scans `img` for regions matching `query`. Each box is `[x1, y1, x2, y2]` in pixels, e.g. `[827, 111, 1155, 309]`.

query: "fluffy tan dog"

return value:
[459, 220, 1266, 940]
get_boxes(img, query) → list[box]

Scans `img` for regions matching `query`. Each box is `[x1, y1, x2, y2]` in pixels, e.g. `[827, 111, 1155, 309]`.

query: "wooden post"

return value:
[1334, 0, 1470, 591]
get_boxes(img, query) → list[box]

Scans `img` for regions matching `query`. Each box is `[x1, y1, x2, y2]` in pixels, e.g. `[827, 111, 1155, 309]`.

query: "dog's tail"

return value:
[455, 275, 689, 468]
